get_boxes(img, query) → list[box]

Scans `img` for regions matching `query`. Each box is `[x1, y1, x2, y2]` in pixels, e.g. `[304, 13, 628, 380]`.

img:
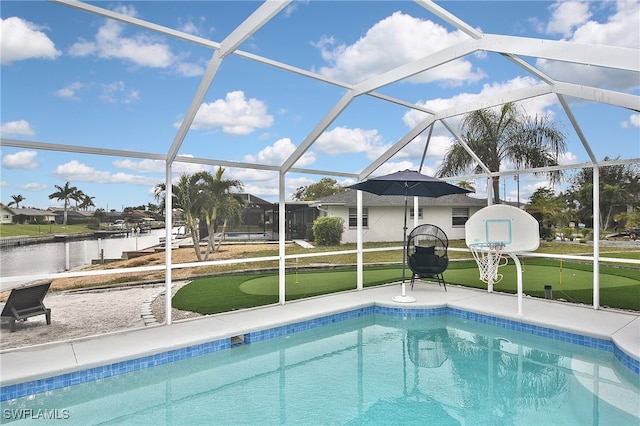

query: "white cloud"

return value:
[221, 168, 283, 200]
[0, 17, 60, 65]
[314, 126, 390, 161]
[537, 1, 640, 90]
[1, 150, 39, 169]
[0, 181, 9, 188]
[314, 11, 485, 85]
[546, 1, 592, 37]
[403, 76, 555, 130]
[175, 62, 204, 77]
[558, 151, 579, 166]
[113, 156, 210, 174]
[369, 161, 419, 178]
[100, 81, 141, 104]
[397, 134, 453, 164]
[20, 182, 48, 191]
[177, 16, 208, 36]
[53, 160, 159, 185]
[55, 82, 85, 100]
[244, 138, 315, 167]
[622, 113, 640, 128]
[0, 120, 35, 137]
[68, 5, 174, 68]
[182, 91, 274, 135]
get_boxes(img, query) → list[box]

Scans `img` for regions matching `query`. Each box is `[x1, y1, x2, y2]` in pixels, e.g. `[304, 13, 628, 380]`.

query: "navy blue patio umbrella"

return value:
[349, 170, 471, 302]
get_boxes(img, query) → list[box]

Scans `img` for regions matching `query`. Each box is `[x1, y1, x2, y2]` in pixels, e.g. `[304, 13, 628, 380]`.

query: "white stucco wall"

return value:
[326, 205, 483, 243]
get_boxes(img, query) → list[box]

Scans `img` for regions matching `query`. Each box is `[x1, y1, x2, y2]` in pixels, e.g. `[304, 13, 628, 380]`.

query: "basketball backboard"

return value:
[465, 204, 540, 252]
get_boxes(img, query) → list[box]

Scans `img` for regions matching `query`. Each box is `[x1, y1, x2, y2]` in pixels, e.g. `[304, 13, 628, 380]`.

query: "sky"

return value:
[1, 0, 639, 212]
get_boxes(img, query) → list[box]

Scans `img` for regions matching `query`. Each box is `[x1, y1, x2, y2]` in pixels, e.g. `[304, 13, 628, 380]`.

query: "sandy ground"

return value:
[0, 243, 275, 351]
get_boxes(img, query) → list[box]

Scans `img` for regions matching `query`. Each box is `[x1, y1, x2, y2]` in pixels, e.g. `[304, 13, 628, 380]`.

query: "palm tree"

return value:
[78, 194, 96, 211]
[197, 168, 244, 259]
[49, 182, 78, 225]
[437, 102, 567, 204]
[7, 194, 25, 208]
[456, 180, 475, 192]
[155, 174, 206, 261]
[70, 188, 86, 210]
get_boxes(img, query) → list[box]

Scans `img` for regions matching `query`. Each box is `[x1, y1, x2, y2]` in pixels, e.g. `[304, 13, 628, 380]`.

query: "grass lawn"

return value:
[173, 259, 640, 314]
[0, 223, 93, 238]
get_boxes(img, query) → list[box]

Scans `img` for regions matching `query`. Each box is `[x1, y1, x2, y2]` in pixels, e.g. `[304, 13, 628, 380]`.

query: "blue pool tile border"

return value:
[1, 338, 230, 402]
[1, 304, 638, 401]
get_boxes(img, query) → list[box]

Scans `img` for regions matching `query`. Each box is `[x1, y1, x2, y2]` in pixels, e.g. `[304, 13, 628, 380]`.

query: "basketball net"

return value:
[469, 242, 508, 287]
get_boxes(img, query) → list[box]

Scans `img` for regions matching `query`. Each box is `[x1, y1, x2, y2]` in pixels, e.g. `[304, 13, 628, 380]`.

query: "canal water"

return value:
[0, 229, 166, 279]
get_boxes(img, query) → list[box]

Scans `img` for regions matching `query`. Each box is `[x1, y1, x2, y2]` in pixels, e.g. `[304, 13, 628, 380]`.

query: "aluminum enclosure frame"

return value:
[1, 0, 639, 317]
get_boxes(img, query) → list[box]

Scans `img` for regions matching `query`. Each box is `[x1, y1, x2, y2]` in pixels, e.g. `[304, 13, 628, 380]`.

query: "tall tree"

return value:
[437, 102, 567, 204]
[154, 174, 206, 261]
[567, 158, 640, 229]
[78, 194, 96, 211]
[292, 177, 343, 201]
[197, 167, 244, 259]
[525, 187, 566, 238]
[7, 194, 25, 208]
[49, 182, 78, 225]
[93, 208, 106, 223]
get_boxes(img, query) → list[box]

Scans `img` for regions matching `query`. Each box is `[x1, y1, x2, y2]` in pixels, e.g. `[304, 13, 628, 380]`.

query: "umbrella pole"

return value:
[402, 195, 407, 292]
[392, 192, 416, 303]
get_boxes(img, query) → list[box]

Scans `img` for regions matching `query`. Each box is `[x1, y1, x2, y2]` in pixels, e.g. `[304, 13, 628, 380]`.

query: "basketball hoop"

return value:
[469, 242, 508, 285]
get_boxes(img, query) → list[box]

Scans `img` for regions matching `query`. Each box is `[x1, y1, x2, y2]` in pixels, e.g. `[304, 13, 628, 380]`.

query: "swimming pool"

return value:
[2, 308, 638, 425]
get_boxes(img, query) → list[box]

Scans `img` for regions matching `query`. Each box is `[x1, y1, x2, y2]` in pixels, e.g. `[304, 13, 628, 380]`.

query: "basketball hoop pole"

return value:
[508, 252, 524, 316]
[487, 251, 495, 293]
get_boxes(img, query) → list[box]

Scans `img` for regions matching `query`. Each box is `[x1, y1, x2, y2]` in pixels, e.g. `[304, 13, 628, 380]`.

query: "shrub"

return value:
[540, 226, 554, 240]
[312, 216, 344, 246]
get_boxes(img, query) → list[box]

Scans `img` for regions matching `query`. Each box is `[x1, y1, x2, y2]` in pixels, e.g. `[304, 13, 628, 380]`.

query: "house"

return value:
[0, 204, 14, 224]
[1, 205, 57, 224]
[312, 189, 487, 243]
[48, 208, 93, 224]
[265, 201, 320, 240]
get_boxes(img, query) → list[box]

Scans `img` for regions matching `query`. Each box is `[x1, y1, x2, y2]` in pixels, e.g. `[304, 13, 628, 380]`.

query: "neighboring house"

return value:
[0, 203, 15, 224]
[313, 189, 488, 243]
[2, 206, 57, 224]
[48, 208, 92, 224]
[265, 201, 319, 240]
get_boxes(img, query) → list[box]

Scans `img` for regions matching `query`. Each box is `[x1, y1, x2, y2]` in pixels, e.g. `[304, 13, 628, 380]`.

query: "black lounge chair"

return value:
[406, 224, 449, 291]
[1, 282, 52, 332]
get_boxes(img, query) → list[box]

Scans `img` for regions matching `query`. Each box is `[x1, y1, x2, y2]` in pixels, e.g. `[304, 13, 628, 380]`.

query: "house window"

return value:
[452, 208, 469, 227]
[348, 208, 368, 228]
[409, 208, 423, 219]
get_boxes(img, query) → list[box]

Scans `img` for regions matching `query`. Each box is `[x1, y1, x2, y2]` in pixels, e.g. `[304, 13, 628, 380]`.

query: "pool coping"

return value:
[1, 284, 638, 401]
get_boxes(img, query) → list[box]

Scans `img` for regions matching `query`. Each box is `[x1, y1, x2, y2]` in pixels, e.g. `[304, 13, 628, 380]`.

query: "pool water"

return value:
[2, 314, 638, 425]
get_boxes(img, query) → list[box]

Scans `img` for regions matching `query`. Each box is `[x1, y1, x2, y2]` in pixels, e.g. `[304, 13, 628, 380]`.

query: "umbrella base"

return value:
[391, 295, 417, 303]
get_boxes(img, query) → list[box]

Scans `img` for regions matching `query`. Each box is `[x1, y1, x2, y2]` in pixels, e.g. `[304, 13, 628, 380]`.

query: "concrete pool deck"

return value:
[1, 283, 639, 387]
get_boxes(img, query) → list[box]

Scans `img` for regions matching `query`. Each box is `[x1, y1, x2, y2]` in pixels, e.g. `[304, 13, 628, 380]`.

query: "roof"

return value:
[237, 193, 273, 208]
[7, 208, 54, 217]
[315, 189, 487, 208]
[47, 208, 92, 218]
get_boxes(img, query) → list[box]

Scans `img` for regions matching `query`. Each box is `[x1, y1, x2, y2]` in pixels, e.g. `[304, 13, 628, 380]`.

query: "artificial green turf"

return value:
[173, 260, 640, 314]
[444, 258, 640, 311]
[172, 274, 279, 314]
[172, 267, 404, 314]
